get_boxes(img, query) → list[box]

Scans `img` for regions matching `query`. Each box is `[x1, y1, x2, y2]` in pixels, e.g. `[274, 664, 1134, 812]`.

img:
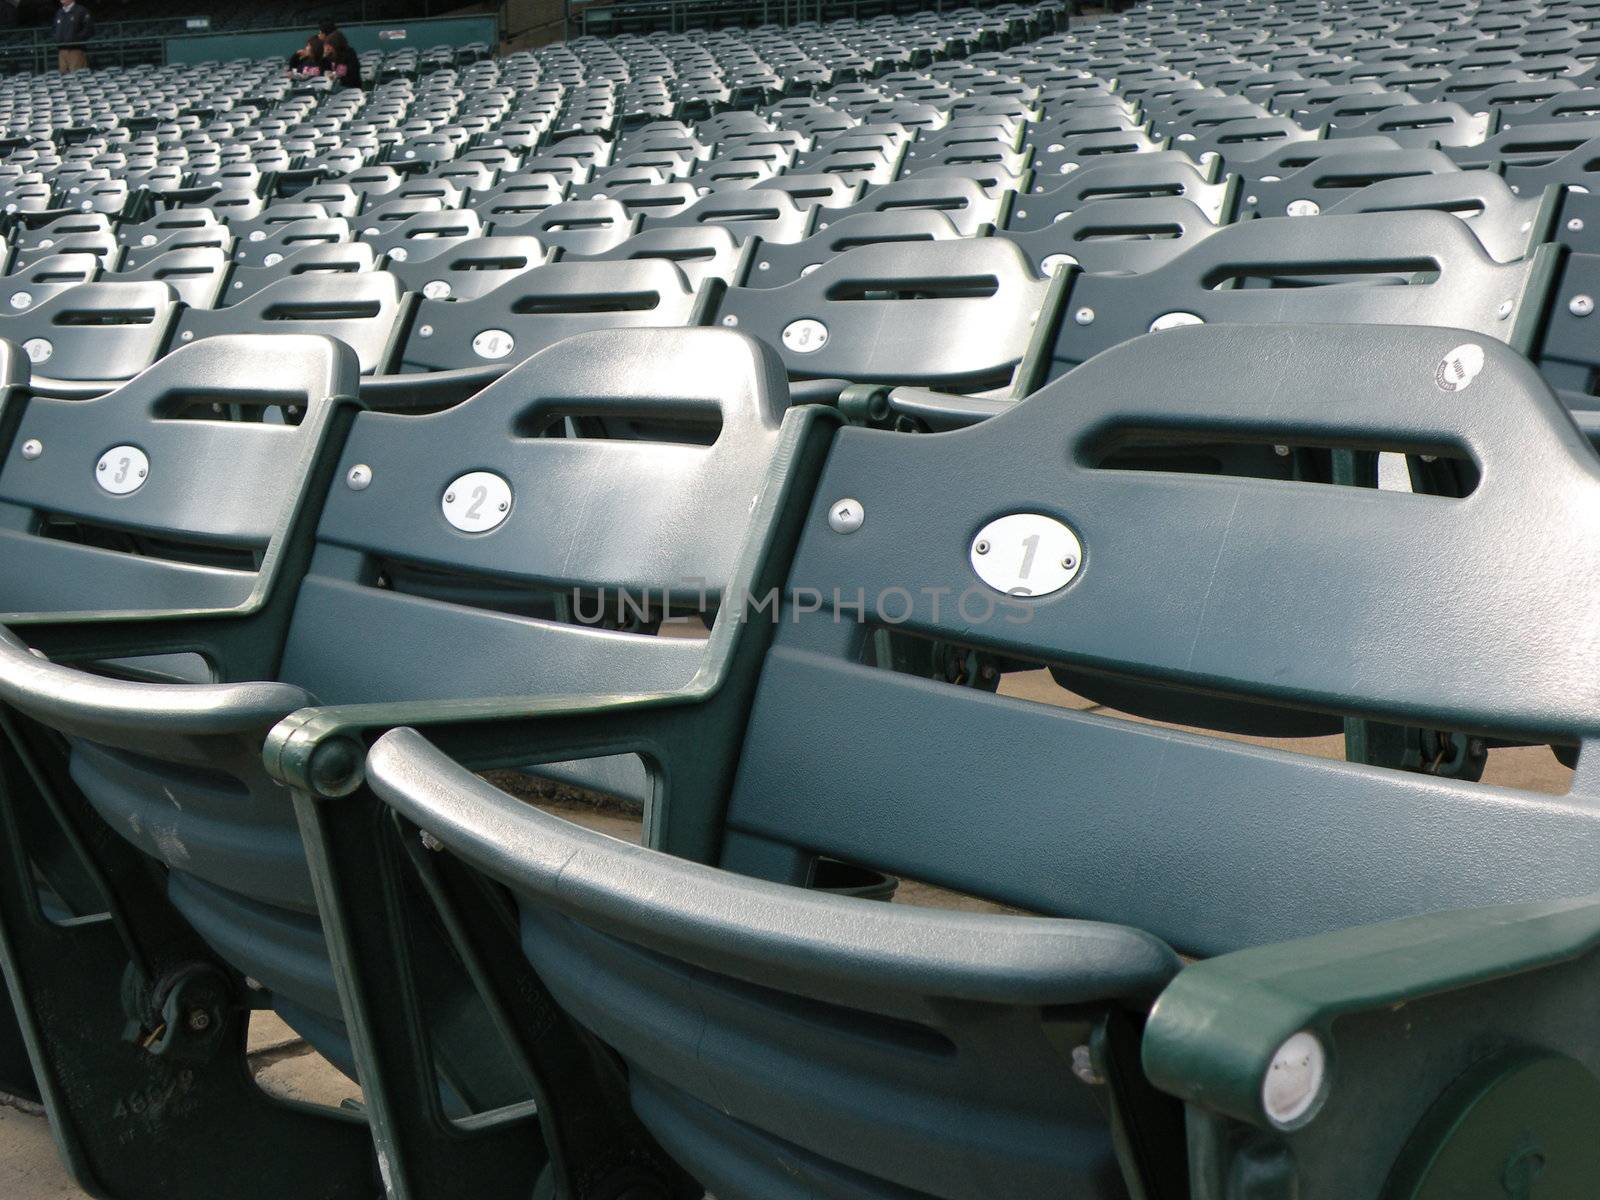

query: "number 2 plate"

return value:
[442, 471, 512, 533]
[970, 513, 1082, 598]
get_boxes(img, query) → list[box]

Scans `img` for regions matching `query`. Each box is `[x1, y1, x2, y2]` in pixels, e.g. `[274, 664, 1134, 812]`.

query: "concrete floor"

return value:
[0, 669, 1572, 1197]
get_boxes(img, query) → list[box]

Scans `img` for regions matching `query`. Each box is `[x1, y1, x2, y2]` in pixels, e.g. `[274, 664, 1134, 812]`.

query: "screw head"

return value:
[1570, 217, 1586, 232]
[1061, 555, 1076, 570]
[1496, 299, 1515, 320]
[1571, 294, 1595, 317]
[827, 497, 864, 534]
[419, 829, 444, 852]
[1262, 1031, 1327, 1129]
[346, 464, 373, 490]
[722, 314, 739, 326]
[1070, 1044, 1104, 1085]
[1074, 307, 1095, 325]
[975, 539, 991, 555]
[418, 324, 434, 337]
[185, 1008, 212, 1033]
[20, 438, 41, 460]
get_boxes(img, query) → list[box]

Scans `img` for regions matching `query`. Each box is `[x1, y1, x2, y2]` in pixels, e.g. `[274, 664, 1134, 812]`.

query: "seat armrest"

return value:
[1143, 894, 1600, 1129]
[0, 625, 309, 742]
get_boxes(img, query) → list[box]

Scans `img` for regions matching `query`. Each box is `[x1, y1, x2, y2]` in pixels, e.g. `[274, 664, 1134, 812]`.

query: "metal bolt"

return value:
[420, 829, 444, 852]
[1070, 1044, 1104, 1085]
[180, 330, 194, 341]
[1073, 306, 1095, 325]
[1061, 555, 1076, 570]
[1273, 444, 1291, 457]
[417, 324, 433, 337]
[722, 314, 738, 326]
[445, 492, 455, 503]
[827, 497, 864, 534]
[346, 464, 373, 490]
[20, 438, 41, 460]
[186, 1008, 211, 1033]
[1570, 217, 1586, 232]
[1571, 294, 1595, 317]
[975, 539, 991, 555]
[1263, 1030, 1327, 1129]
[1496, 300, 1514, 320]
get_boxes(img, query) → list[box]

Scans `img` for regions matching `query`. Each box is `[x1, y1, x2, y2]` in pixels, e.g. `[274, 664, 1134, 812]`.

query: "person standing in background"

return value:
[54, 0, 93, 73]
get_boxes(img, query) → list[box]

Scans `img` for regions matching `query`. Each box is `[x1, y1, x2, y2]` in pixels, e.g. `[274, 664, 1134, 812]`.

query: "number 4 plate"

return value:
[970, 513, 1082, 598]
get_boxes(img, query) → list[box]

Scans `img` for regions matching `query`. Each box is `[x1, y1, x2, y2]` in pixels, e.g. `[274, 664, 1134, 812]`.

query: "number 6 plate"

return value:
[442, 471, 512, 533]
[970, 513, 1082, 598]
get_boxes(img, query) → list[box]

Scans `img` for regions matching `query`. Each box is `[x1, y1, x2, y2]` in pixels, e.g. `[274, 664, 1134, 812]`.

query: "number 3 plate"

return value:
[442, 471, 512, 533]
[970, 513, 1082, 598]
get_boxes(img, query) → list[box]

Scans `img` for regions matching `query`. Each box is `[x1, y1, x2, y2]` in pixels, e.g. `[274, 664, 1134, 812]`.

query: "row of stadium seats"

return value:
[4, 0, 1600, 1197]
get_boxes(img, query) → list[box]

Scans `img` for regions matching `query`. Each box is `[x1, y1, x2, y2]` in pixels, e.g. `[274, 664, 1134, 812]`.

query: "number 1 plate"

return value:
[970, 513, 1082, 598]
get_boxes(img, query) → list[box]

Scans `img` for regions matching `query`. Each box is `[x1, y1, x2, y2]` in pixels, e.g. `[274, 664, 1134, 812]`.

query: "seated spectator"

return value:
[287, 35, 324, 77]
[319, 30, 363, 89]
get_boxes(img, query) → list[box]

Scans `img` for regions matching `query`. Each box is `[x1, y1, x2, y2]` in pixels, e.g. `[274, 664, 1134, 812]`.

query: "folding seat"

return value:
[0, 334, 552, 1198]
[13, 210, 112, 252]
[743, 209, 965, 287]
[272, 320, 1600, 1200]
[222, 212, 350, 270]
[565, 224, 751, 290]
[650, 186, 818, 244]
[1033, 210, 1550, 386]
[473, 171, 569, 226]
[714, 238, 1047, 397]
[998, 196, 1224, 277]
[118, 206, 223, 250]
[0, 281, 179, 391]
[1240, 148, 1463, 218]
[819, 176, 1008, 237]
[106, 245, 231, 309]
[385, 235, 551, 301]
[361, 209, 485, 264]
[1028, 129, 1169, 185]
[745, 173, 864, 212]
[177, 272, 406, 377]
[1320, 171, 1551, 262]
[487, 197, 640, 257]
[1007, 152, 1238, 229]
[0, 252, 101, 312]
[9, 225, 120, 272]
[394, 258, 701, 378]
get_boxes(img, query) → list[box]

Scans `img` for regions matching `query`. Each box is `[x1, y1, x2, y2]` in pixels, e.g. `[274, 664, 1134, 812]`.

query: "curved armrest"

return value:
[366, 726, 1182, 1005]
[1143, 894, 1600, 1129]
[0, 625, 309, 742]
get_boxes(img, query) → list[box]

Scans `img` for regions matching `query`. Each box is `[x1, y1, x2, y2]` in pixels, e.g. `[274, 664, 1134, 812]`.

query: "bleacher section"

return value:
[5, 1, 1600, 1198]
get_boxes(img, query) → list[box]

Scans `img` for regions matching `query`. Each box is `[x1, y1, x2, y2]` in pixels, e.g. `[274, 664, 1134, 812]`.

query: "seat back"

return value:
[282, 326, 798, 709]
[715, 238, 1049, 393]
[385, 234, 549, 301]
[361, 208, 484, 263]
[221, 241, 378, 307]
[1007, 151, 1235, 227]
[564, 225, 750, 290]
[178, 272, 406, 376]
[0, 282, 180, 386]
[108, 246, 231, 309]
[398, 258, 700, 373]
[999, 196, 1221, 276]
[1037, 211, 1550, 383]
[0, 335, 356, 622]
[746, 209, 966, 287]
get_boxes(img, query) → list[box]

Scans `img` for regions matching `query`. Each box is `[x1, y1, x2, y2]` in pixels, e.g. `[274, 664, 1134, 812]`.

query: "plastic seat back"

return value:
[0, 281, 180, 387]
[107, 246, 230, 309]
[178, 272, 405, 376]
[1038, 211, 1550, 384]
[716, 238, 1048, 393]
[1000, 196, 1222, 276]
[222, 241, 379, 307]
[399, 258, 700, 374]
